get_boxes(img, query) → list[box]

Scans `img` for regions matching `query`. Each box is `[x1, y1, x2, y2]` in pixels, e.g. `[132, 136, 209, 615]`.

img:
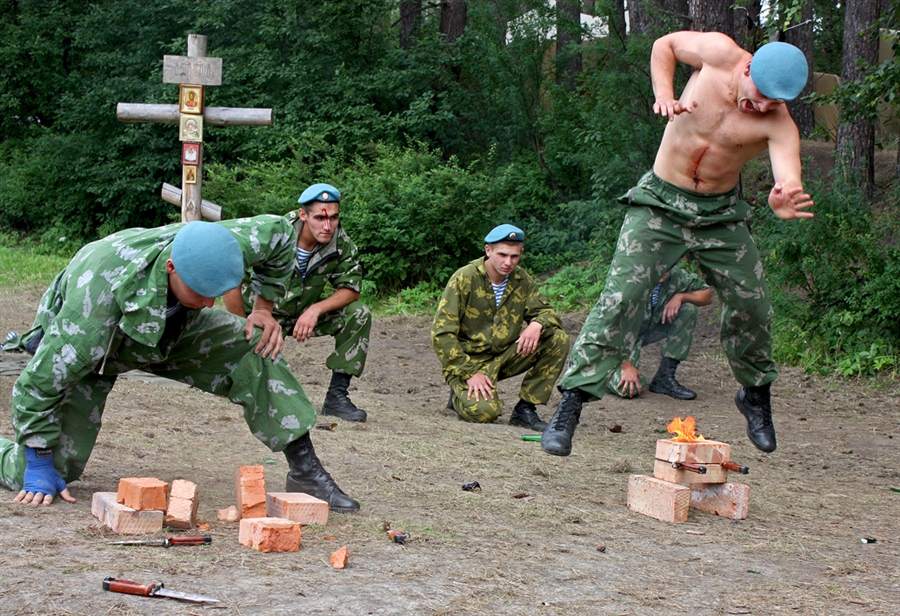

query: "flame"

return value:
[666, 416, 705, 442]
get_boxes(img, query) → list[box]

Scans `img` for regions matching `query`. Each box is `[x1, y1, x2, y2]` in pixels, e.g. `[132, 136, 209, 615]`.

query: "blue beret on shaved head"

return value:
[750, 42, 808, 101]
[171, 221, 244, 298]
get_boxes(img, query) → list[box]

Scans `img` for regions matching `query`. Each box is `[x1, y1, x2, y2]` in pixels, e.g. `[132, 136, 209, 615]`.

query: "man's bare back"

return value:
[649, 31, 813, 220]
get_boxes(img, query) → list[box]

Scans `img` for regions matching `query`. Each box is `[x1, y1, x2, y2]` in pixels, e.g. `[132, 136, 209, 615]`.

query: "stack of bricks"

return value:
[92, 477, 169, 534]
[93, 477, 204, 534]
[234, 466, 330, 552]
[627, 439, 750, 524]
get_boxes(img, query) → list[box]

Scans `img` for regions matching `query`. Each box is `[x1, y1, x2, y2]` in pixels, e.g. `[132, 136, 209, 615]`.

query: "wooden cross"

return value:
[116, 34, 273, 222]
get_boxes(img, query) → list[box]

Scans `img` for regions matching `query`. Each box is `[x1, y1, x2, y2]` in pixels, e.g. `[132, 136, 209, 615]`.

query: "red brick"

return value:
[652, 459, 729, 485]
[165, 479, 200, 530]
[266, 492, 329, 526]
[655, 439, 731, 465]
[239, 517, 301, 552]
[330, 546, 349, 569]
[169, 478, 199, 500]
[236, 466, 267, 519]
[690, 482, 750, 520]
[627, 475, 690, 524]
[117, 477, 169, 511]
[92, 492, 164, 534]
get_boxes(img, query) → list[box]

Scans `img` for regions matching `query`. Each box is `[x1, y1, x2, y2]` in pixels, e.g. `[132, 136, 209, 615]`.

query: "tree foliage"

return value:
[3, 0, 900, 375]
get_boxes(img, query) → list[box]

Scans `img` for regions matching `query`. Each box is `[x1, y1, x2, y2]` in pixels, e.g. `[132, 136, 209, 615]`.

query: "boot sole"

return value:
[321, 411, 367, 422]
[509, 419, 548, 432]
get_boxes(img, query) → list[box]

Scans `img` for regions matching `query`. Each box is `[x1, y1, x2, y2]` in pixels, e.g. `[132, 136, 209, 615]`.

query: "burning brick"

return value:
[628, 416, 751, 523]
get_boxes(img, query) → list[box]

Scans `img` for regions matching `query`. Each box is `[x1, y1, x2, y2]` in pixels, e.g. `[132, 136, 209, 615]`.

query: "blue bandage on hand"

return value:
[23, 447, 67, 498]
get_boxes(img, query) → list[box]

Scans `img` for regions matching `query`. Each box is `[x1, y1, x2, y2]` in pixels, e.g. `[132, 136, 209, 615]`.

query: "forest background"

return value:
[1, 0, 900, 378]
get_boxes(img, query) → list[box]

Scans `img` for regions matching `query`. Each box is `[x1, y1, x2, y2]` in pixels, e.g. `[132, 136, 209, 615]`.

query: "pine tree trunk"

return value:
[399, 0, 422, 50]
[834, 0, 880, 194]
[556, 0, 583, 92]
[784, 0, 815, 138]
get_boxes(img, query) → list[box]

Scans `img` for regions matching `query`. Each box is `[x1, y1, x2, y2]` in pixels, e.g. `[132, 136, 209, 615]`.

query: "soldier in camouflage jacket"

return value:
[431, 225, 569, 431]
[224, 183, 371, 423]
[606, 265, 712, 400]
[0, 217, 358, 513]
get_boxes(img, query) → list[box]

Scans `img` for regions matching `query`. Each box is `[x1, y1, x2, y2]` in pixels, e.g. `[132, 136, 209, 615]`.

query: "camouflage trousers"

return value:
[286, 300, 371, 377]
[0, 308, 317, 491]
[561, 184, 777, 400]
[606, 302, 698, 398]
[449, 326, 569, 423]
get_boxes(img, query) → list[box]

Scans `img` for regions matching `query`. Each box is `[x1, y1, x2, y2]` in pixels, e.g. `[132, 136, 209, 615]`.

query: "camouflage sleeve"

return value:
[431, 272, 481, 381]
[11, 271, 121, 448]
[327, 232, 363, 293]
[221, 216, 296, 302]
[521, 274, 562, 334]
[670, 267, 709, 294]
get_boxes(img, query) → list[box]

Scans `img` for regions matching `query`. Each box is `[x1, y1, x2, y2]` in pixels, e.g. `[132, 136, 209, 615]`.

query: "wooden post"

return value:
[116, 34, 273, 222]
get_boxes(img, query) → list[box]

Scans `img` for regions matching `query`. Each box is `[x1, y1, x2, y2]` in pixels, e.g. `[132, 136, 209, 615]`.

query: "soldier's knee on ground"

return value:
[453, 397, 503, 424]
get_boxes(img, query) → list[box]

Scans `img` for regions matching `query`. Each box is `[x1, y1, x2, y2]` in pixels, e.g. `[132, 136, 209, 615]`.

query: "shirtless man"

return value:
[541, 31, 813, 457]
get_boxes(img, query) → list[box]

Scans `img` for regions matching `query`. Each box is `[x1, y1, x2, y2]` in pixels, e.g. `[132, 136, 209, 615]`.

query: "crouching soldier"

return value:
[225, 183, 371, 422]
[431, 224, 569, 431]
[0, 218, 358, 512]
[607, 265, 712, 399]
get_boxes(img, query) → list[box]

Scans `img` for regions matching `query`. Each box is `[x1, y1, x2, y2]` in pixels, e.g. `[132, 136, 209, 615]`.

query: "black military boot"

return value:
[509, 399, 548, 432]
[648, 357, 697, 400]
[321, 372, 367, 422]
[541, 389, 588, 456]
[735, 383, 777, 453]
[284, 432, 360, 513]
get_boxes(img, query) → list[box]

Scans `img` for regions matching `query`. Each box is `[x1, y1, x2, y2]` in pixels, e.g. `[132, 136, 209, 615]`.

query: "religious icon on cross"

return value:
[116, 34, 273, 222]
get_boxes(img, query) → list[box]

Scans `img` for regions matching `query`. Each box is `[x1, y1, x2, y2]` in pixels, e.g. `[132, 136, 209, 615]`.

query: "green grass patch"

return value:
[0, 234, 70, 288]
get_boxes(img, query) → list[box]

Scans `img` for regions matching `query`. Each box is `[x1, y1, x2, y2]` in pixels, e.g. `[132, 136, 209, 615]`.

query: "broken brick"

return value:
[239, 517, 301, 552]
[236, 466, 267, 520]
[217, 506, 240, 522]
[165, 480, 200, 529]
[330, 545, 349, 569]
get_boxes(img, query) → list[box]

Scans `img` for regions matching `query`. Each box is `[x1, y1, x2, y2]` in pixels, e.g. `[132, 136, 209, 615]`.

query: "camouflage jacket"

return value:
[12, 215, 296, 448]
[431, 257, 561, 381]
[240, 209, 363, 327]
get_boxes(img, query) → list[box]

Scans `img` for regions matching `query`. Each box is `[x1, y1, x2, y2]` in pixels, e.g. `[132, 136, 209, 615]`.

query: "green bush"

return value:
[755, 176, 900, 376]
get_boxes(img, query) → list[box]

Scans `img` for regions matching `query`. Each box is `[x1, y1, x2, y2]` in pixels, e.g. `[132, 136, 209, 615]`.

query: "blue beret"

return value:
[171, 221, 244, 298]
[299, 183, 341, 205]
[750, 42, 808, 102]
[485, 224, 524, 243]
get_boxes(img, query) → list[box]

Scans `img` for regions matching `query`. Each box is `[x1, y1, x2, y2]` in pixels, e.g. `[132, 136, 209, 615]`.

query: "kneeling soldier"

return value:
[431, 224, 569, 431]
[607, 265, 712, 400]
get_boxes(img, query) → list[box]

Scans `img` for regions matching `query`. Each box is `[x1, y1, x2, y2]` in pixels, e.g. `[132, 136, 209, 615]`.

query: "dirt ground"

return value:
[1, 273, 900, 615]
